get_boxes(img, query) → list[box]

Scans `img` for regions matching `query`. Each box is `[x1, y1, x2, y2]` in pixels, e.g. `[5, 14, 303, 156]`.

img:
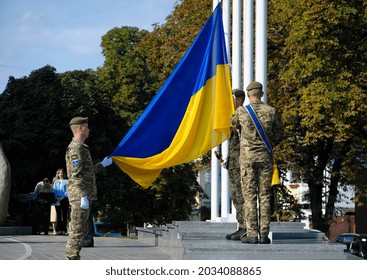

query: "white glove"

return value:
[80, 196, 89, 209]
[101, 156, 113, 167]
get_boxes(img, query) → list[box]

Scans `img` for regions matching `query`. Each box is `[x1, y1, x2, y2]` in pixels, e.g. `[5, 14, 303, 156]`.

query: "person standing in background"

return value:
[34, 178, 55, 234]
[225, 88, 247, 241]
[53, 169, 69, 235]
[34, 178, 53, 193]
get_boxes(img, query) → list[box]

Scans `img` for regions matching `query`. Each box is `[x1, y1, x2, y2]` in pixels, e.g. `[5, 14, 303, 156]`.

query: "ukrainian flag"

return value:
[110, 4, 233, 188]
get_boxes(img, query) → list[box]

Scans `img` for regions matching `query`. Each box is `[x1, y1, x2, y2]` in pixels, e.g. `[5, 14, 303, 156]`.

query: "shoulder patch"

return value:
[71, 154, 80, 167]
[72, 159, 80, 167]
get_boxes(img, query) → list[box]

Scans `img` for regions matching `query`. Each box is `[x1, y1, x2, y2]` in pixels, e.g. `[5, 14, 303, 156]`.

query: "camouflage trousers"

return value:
[228, 165, 245, 228]
[65, 202, 91, 259]
[241, 160, 272, 238]
[83, 205, 94, 246]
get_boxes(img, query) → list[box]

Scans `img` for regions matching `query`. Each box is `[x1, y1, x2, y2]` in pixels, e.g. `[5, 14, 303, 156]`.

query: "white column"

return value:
[243, 0, 254, 105]
[255, 0, 267, 103]
[223, 0, 231, 54]
[225, 0, 242, 222]
[232, 0, 241, 88]
[211, 148, 220, 221]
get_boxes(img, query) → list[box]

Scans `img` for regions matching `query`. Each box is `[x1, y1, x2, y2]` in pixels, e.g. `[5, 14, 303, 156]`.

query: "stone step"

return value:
[180, 240, 349, 260]
[0, 226, 32, 235]
[271, 230, 326, 241]
[137, 221, 353, 259]
[269, 221, 307, 231]
[138, 221, 322, 242]
[172, 221, 237, 229]
[179, 231, 228, 240]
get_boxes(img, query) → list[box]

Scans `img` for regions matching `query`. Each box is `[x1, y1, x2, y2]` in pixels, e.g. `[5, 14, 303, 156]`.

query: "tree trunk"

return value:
[324, 154, 344, 235]
[307, 140, 333, 232]
[309, 182, 324, 231]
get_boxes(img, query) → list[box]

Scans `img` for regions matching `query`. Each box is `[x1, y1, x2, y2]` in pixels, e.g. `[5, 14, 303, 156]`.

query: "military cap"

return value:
[233, 88, 245, 97]
[69, 116, 88, 126]
[246, 81, 263, 91]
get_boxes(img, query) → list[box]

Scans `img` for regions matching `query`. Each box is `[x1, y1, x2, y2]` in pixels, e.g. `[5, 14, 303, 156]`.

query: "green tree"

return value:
[0, 66, 126, 223]
[99, 27, 153, 125]
[59, 69, 125, 160]
[150, 163, 202, 225]
[95, 162, 202, 231]
[0, 66, 65, 192]
[268, 0, 367, 233]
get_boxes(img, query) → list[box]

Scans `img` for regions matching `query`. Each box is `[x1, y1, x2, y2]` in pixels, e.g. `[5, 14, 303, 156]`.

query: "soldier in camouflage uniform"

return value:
[65, 117, 112, 260]
[225, 89, 247, 240]
[231, 82, 283, 244]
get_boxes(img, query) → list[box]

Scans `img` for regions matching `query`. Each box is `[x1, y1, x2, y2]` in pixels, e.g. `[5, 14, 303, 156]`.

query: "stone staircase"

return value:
[137, 221, 358, 260]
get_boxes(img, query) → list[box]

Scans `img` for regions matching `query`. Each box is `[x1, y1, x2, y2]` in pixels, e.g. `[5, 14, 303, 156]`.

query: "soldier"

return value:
[65, 116, 112, 260]
[232, 82, 283, 244]
[225, 89, 247, 240]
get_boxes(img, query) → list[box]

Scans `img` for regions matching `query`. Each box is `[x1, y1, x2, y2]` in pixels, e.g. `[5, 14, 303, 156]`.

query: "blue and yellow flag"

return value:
[110, 4, 233, 188]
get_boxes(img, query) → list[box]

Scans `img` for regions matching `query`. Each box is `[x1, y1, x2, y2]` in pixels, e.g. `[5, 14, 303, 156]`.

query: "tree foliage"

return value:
[0, 66, 65, 192]
[99, 27, 153, 125]
[0, 66, 122, 193]
[268, 0, 367, 232]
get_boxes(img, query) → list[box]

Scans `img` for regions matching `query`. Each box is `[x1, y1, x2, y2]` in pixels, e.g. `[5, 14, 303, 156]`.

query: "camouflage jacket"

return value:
[227, 127, 240, 170]
[231, 101, 284, 163]
[65, 139, 103, 202]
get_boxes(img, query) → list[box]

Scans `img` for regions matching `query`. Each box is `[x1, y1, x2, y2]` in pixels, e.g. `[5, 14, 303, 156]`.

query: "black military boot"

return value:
[66, 255, 80, 260]
[259, 236, 271, 244]
[82, 240, 94, 247]
[226, 228, 247, 241]
[241, 235, 258, 244]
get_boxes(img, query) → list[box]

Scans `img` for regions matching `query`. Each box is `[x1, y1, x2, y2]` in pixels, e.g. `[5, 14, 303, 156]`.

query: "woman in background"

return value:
[53, 169, 69, 235]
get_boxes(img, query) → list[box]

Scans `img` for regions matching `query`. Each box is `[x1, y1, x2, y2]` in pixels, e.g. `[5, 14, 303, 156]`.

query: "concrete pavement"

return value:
[0, 221, 363, 260]
[1, 223, 364, 280]
[0, 234, 174, 260]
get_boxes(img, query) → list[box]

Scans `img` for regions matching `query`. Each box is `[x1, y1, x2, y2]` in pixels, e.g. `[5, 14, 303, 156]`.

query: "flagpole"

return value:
[223, 0, 242, 223]
[210, 0, 220, 222]
[220, 0, 231, 221]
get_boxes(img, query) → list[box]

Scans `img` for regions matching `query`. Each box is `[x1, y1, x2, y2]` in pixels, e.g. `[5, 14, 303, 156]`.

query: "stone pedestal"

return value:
[137, 221, 357, 260]
[0, 143, 11, 226]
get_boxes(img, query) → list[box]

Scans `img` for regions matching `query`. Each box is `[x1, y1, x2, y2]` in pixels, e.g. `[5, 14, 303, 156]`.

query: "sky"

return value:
[0, 0, 178, 93]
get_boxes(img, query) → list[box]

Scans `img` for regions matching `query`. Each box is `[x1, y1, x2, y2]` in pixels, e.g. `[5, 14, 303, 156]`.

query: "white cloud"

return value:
[14, 10, 97, 53]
